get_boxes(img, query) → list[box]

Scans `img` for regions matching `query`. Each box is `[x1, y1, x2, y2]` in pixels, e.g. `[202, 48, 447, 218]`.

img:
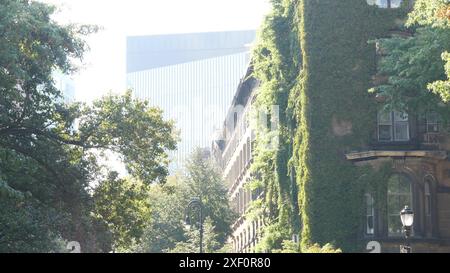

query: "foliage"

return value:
[429, 52, 450, 102]
[0, 0, 176, 252]
[0, 195, 67, 253]
[133, 176, 186, 253]
[407, 0, 450, 28]
[408, 0, 450, 104]
[168, 218, 221, 253]
[182, 148, 236, 243]
[254, 222, 291, 253]
[93, 172, 151, 252]
[369, 27, 450, 114]
[250, 0, 407, 252]
[249, 0, 301, 251]
[74, 91, 178, 183]
[292, 0, 405, 252]
[136, 149, 236, 253]
[371, 0, 450, 114]
[301, 243, 342, 254]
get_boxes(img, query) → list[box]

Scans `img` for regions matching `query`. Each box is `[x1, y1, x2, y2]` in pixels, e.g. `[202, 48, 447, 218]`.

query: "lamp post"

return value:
[185, 197, 204, 253]
[400, 206, 414, 253]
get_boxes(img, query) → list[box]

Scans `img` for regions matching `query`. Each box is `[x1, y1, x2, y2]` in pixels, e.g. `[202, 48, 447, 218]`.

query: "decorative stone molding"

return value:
[346, 150, 448, 161]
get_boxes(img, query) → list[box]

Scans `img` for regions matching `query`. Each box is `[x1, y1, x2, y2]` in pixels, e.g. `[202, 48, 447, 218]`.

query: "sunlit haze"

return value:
[40, 0, 271, 102]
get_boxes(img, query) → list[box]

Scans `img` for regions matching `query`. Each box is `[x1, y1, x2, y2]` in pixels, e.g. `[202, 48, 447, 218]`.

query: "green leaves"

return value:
[93, 172, 151, 252]
[136, 149, 236, 253]
[0, 1, 175, 252]
[76, 91, 178, 183]
[169, 218, 221, 253]
[429, 52, 450, 102]
[250, 0, 301, 251]
[407, 0, 450, 29]
[372, 27, 450, 113]
[371, 0, 450, 120]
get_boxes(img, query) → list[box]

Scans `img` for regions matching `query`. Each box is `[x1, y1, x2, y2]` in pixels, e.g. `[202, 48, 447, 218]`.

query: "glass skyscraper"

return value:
[126, 30, 256, 171]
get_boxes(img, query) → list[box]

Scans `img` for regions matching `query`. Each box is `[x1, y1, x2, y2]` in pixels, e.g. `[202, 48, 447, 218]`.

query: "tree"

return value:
[0, 0, 96, 252]
[136, 149, 236, 253]
[407, 0, 450, 29]
[168, 218, 221, 253]
[134, 176, 186, 253]
[93, 172, 151, 252]
[0, 0, 177, 252]
[407, 0, 450, 103]
[74, 91, 177, 183]
[370, 0, 450, 114]
[429, 52, 450, 102]
[181, 148, 236, 244]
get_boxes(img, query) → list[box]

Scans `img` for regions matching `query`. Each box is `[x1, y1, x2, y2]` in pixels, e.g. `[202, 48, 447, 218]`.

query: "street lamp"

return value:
[400, 206, 414, 253]
[185, 197, 204, 253]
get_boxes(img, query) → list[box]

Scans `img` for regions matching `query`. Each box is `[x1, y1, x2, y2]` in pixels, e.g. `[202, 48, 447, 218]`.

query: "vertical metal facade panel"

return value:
[127, 49, 252, 171]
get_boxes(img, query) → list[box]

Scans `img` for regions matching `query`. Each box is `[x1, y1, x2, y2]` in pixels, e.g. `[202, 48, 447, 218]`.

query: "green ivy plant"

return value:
[249, 0, 407, 252]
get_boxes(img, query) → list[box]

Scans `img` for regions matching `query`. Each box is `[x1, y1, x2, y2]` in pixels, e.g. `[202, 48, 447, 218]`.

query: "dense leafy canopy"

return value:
[371, 0, 450, 115]
[136, 149, 236, 253]
[93, 172, 151, 252]
[0, 0, 176, 252]
[370, 28, 450, 112]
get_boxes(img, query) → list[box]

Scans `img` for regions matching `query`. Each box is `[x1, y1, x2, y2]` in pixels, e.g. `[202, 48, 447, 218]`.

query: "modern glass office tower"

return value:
[126, 30, 256, 171]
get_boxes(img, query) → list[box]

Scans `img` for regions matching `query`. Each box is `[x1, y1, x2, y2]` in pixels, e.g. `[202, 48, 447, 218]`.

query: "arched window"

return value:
[425, 181, 432, 217]
[367, 0, 402, 8]
[423, 176, 435, 237]
[365, 193, 375, 235]
[388, 174, 412, 236]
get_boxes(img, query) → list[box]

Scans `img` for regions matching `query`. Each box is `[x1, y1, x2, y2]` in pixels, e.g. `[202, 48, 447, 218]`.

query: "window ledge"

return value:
[346, 150, 447, 161]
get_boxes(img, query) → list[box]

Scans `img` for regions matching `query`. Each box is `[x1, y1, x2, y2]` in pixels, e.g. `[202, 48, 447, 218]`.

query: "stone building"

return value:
[346, 106, 450, 252]
[346, 0, 450, 253]
[214, 0, 450, 253]
[211, 66, 263, 253]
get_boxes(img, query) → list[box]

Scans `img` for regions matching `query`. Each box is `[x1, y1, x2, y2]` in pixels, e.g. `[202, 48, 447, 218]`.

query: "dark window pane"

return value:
[388, 216, 403, 235]
[378, 110, 392, 124]
[427, 124, 439, 133]
[379, 125, 392, 141]
[394, 122, 409, 141]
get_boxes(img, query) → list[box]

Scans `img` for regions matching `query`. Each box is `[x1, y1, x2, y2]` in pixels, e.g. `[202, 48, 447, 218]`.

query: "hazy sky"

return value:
[41, 0, 272, 102]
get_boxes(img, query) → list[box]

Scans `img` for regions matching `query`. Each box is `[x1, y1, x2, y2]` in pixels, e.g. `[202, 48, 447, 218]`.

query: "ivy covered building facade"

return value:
[212, 66, 263, 253]
[214, 0, 450, 253]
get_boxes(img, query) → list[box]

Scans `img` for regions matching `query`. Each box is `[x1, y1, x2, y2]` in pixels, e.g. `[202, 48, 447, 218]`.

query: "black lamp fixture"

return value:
[185, 197, 204, 253]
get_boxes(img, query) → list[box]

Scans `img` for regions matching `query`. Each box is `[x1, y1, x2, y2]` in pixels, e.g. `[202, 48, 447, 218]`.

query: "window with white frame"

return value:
[378, 110, 410, 142]
[365, 193, 375, 235]
[387, 174, 413, 236]
[366, 0, 403, 8]
[426, 112, 440, 133]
